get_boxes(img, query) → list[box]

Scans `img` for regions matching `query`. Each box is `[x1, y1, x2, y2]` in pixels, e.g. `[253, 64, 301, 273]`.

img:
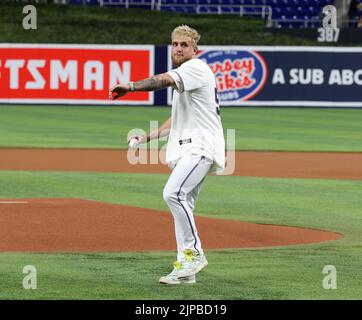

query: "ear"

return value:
[193, 46, 198, 55]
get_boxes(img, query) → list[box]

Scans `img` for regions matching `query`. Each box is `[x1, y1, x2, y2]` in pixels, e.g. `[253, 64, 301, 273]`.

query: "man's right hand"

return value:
[109, 83, 130, 100]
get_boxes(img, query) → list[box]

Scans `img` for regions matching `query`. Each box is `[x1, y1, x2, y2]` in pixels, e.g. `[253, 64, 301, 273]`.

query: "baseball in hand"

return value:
[128, 137, 140, 149]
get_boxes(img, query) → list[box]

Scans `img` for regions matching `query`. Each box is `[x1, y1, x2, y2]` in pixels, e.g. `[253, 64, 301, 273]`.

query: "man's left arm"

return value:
[109, 73, 175, 100]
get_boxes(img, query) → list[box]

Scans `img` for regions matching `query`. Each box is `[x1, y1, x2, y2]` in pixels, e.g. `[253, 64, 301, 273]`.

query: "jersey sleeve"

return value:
[168, 59, 206, 93]
[167, 70, 184, 93]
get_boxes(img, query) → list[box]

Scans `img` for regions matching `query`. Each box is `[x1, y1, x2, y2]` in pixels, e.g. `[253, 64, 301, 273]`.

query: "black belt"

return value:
[179, 138, 192, 145]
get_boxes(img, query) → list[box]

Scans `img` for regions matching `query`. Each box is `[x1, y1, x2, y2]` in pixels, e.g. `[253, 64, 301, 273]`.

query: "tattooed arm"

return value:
[134, 73, 175, 91]
[109, 73, 175, 100]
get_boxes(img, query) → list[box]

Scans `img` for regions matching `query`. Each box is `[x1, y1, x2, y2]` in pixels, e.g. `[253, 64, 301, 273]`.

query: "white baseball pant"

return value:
[163, 152, 213, 262]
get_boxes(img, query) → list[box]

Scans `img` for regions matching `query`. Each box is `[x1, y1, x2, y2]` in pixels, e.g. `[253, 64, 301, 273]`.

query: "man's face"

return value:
[171, 35, 197, 67]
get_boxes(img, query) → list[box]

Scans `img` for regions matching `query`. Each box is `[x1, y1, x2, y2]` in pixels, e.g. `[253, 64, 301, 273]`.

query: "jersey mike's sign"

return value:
[197, 50, 268, 103]
[0, 44, 154, 105]
[168, 46, 362, 107]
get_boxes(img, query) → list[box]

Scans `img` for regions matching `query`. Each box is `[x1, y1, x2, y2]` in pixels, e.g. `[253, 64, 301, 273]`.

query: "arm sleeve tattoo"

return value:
[134, 73, 174, 91]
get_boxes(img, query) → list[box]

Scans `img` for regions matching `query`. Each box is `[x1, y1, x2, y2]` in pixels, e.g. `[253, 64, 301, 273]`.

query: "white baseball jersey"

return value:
[167, 58, 225, 174]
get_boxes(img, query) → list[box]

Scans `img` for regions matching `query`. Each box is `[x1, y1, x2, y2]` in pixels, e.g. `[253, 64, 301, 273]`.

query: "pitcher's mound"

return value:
[0, 199, 342, 252]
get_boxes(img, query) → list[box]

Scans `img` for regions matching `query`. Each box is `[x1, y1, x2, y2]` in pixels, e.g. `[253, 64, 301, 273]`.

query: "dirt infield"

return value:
[0, 199, 342, 252]
[0, 148, 362, 179]
[0, 148, 351, 252]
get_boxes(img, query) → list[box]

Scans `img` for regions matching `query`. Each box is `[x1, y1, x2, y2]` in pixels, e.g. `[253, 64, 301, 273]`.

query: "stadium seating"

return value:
[68, 0, 335, 28]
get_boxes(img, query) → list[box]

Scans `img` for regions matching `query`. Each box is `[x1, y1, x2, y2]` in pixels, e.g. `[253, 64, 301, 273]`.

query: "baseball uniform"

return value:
[164, 58, 225, 262]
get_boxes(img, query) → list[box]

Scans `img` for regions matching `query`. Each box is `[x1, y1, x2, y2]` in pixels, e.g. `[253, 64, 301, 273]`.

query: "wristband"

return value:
[129, 82, 135, 92]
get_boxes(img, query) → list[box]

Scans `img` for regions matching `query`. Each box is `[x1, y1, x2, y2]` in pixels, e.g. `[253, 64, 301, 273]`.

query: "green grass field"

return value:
[0, 105, 361, 300]
[1, 105, 362, 151]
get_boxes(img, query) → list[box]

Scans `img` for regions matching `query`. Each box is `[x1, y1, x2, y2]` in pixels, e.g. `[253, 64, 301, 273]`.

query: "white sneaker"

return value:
[159, 261, 196, 285]
[177, 249, 208, 279]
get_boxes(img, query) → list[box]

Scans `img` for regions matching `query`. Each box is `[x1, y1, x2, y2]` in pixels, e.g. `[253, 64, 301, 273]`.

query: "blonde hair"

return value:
[171, 25, 201, 50]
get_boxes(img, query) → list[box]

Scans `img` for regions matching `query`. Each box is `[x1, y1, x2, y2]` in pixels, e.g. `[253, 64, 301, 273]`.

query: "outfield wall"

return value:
[0, 44, 155, 106]
[0, 44, 361, 107]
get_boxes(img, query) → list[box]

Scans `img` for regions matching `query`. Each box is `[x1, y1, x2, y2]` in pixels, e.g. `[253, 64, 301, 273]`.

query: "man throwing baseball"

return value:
[109, 25, 225, 285]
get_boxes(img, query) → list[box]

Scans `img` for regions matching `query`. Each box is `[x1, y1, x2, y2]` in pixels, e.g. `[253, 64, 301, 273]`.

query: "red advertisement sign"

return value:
[0, 44, 154, 105]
